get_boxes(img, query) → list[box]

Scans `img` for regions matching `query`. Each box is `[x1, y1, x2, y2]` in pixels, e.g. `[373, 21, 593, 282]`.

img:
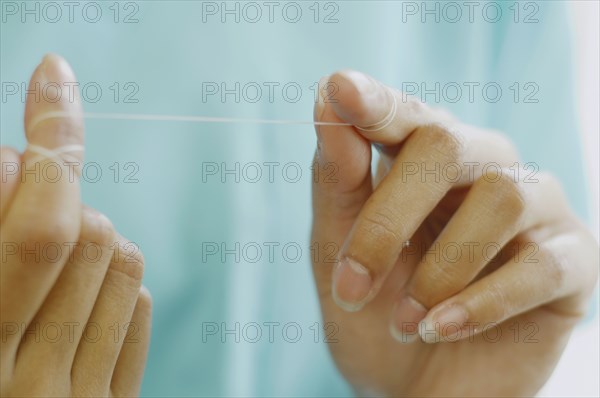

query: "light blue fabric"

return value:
[0, 1, 590, 396]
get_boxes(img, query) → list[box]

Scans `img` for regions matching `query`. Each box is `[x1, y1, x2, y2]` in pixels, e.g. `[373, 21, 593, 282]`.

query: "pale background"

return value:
[540, 2, 599, 397]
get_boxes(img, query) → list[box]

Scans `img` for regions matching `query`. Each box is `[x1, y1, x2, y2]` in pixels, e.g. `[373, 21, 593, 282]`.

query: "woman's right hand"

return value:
[1, 54, 151, 397]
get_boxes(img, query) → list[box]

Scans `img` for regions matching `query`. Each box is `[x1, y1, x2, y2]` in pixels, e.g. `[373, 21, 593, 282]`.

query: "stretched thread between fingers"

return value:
[27, 110, 353, 127]
[84, 112, 354, 126]
[355, 86, 398, 132]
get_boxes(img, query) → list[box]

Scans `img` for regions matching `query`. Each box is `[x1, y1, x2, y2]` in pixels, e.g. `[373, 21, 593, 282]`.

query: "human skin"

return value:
[0, 55, 151, 397]
[311, 71, 599, 396]
[1, 56, 597, 397]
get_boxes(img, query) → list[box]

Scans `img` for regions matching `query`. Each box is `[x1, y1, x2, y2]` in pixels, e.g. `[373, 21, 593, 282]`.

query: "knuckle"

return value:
[484, 281, 510, 321]
[411, 260, 465, 306]
[428, 262, 461, 289]
[357, 207, 403, 248]
[580, 232, 600, 294]
[20, 212, 79, 247]
[348, 207, 405, 269]
[476, 170, 527, 223]
[79, 207, 115, 248]
[413, 123, 466, 165]
[410, 274, 449, 307]
[537, 172, 568, 205]
[402, 93, 430, 118]
[137, 285, 153, 312]
[537, 244, 567, 294]
[110, 236, 145, 281]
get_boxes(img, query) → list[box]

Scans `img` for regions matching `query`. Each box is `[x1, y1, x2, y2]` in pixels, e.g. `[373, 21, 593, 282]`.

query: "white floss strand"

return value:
[31, 110, 353, 127]
[27, 143, 84, 165]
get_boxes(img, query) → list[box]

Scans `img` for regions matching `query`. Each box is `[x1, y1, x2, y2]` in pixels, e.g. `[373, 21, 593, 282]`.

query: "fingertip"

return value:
[328, 70, 389, 127]
[139, 284, 152, 300]
[314, 74, 331, 125]
[418, 303, 470, 344]
[24, 54, 84, 152]
[136, 285, 153, 316]
[312, 77, 372, 194]
[41, 52, 66, 65]
[331, 257, 373, 312]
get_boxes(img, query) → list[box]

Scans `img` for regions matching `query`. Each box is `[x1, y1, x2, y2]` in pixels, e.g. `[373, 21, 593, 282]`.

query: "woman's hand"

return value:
[0, 55, 151, 397]
[311, 70, 598, 397]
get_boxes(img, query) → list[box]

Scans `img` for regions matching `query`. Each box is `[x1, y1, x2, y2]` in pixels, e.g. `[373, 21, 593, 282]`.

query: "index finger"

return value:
[1, 54, 85, 340]
[9, 53, 85, 230]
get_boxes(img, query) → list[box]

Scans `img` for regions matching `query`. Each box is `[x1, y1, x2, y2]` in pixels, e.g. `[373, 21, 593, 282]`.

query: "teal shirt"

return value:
[1, 2, 590, 396]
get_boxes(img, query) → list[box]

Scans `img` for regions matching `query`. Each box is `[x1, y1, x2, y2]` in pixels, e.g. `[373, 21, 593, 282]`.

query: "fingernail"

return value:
[35, 54, 62, 89]
[337, 71, 393, 131]
[315, 75, 329, 120]
[343, 70, 379, 98]
[419, 304, 468, 344]
[344, 71, 388, 110]
[332, 257, 372, 312]
[26, 54, 81, 130]
[315, 75, 330, 166]
[40, 53, 64, 83]
[24, 54, 85, 167]
[390, 295, 427, 343]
